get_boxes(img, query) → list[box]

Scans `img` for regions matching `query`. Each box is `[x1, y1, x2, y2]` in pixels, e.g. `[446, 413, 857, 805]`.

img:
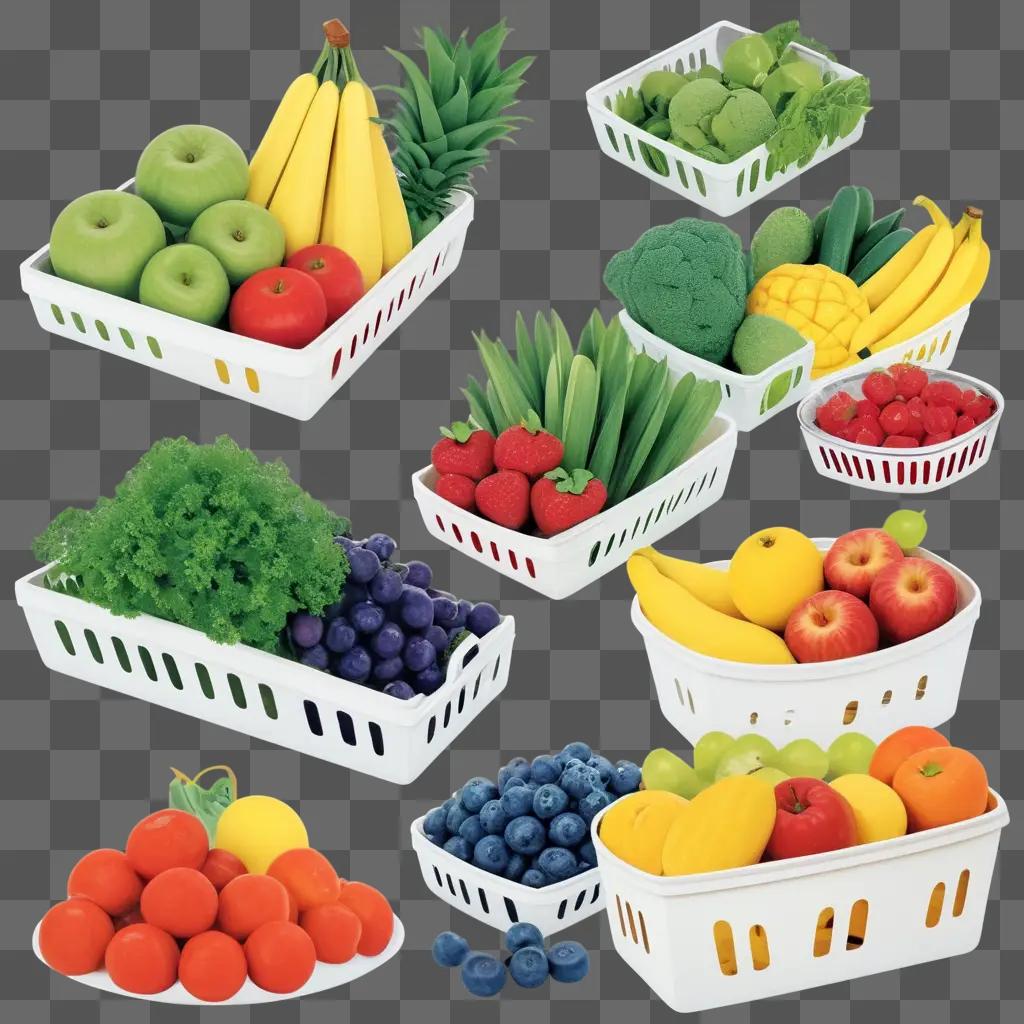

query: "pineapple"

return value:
[383, 21, 533, 242]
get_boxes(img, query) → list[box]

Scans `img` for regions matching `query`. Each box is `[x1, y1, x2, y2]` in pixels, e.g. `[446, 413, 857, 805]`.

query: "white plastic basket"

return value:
[32, 915, 403, 1005]
[591, 795, 1008, 1013]
[635, 540, 980, 747]
[411, 416, 738, 600]
[798, 368, 1003, 494]
[619, 310, 813, 432]
[20, 180, 473, 421]
[15, 566, 513, 786]
[410, 817, 602, 937]
[585, 21, 866, 217]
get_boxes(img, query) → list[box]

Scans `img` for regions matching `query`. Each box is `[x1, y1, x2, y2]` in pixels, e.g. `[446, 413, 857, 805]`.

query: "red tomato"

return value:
[200, 849, 246, 892]
[113, 908, 144, 931]
[767, 778, 859, 861]
[67, 849, 142, 916]
[140, 867, 218, 938]
[217, 873, 290, 941]
[336, 882, 394, 956]
[229, 267, 327, 349]
[38, 898, 114, 976]
[267, 848, 340, 912]
[125, 810, 208, 880]
[286, 244, 365, 323]
[245, 921, 316, 994]
[300, 902, 362, 964]
[178, 931, 248, 1003]
[104, 923, 179, 995]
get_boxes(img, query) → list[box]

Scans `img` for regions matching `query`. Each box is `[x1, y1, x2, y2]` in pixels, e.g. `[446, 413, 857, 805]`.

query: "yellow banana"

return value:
[364, 88, 413, 272]
[635, 548, 744, 619]
[914, 194, 950, 229]
[627, 556, 794, 665]
[269, 79, 339, 257]
[951, 210, 971, 248]
[860, 224, 937, 310]
[956, 209, 990, 307]
[247, 73, 319, 208]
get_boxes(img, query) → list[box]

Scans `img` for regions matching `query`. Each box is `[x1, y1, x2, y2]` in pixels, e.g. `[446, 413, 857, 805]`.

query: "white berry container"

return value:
[20, 180, 472, 421]
[635, 540, 981, 747]
[15, 564, 513, 786]
[410, 816, 602, 937]
[585, 21, 866, 217]
[411, 416, 737, 600]
[619, 310, 814, 432]
[33, 915, 404, 1005]
[590, 794, 1008, 1013]
[798, 367, 1002, 494]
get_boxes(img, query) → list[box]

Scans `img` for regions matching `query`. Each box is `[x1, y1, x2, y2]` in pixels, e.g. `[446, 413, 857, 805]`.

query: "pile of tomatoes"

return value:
[38, 809, 393, 1002]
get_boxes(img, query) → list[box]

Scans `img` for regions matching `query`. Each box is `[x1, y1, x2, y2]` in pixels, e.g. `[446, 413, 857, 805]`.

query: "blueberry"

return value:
[372, 656, 404, 683]
[479, 799, 508, 836]
[561, 741, 593, 762]
[610, 760, 642, 795]
[350, 601, 385, 634]
[404, 635, 436, 672]
[500, 785, 534, 819]
[461, 952, 506, 997]
[442, 836, 471, 861]
[532, 783, 569, 820]
[504, 815, 546, 856]
[431, 595, 458, 626]
[324, 618, 356, 654]
[548, 812, 587, 848]
[364, 533, 397, 561]
[547, 940, 589, 983]
[446, 803, 471, 835]
[578, 841, 597, 866]
[441, 796, 458, 815]
[404, 560, 433, 590]
[538, 847, 577, 881]
[432, 931, 469, 968]
[334, 645, 371, 683]
[424, 806, 448, 838]
[466, 602, 500, 637]
[560, 762, 604, 800]
[502, 853, 527, 881]
[347, 546, 381, 583]
[459, 814, 486, 846]
[461, 777, 499, 813]
[520, 868, 547, 889]
[505, 922, 544, 954]
[509, 945, 549, 989]
[587, 755, 615, 784]
[414, 664, 445, 695]
[298, 643, 329, 670]
[399, 586, 434, 629]
[498, 758, 532, 792]
[289, 612, 323, 649]
[553, 750, 575, 770]
[578, 788, 613, 825]
[530, 754, 561, 785]
[370, 622, 404, 658]
[472, 835, 510, 874]
[428, 832, 444, 846]
[422, 624, 448, 653]
[369, 568, 403, 605]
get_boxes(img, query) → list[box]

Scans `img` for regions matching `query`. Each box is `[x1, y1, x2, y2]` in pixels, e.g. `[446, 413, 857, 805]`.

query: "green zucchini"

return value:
[811, 204, 830, 260]
[848, 227, 915, 285]
[853, 185, 874, 242]
[818, 185, 861, 273]
[850, 208, 907, 267]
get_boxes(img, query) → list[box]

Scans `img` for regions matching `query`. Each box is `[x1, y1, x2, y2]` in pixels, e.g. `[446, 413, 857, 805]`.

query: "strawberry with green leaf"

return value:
[531, 468, 608, 536]
[431, 421, 495, 481]
[493, 410, 564, 479]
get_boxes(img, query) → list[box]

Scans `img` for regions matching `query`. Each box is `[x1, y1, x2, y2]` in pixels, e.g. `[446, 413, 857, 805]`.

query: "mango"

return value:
[599, 790, 689, 875]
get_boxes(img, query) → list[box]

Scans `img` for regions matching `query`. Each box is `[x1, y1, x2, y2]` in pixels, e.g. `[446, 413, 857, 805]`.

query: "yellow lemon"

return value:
[830, 774, 907, 844]
[214, 795, 308, 874]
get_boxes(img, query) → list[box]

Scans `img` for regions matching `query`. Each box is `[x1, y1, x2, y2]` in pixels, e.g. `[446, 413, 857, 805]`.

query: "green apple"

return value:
[136, 125, 249, 227]
[826, 732, 877, 780]
[187, 199, 286, 287]
[694, 730, 734, 781]
[714, 734, 778, 780]
[748, 765, 789, 788]
[49, 190, 165, 300]
[139, 244, 230, 326]
[776, 738, 828, 780]
[642, 748, 703, 799]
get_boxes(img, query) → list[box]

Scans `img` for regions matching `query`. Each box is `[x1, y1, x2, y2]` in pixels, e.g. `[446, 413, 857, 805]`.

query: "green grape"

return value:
[776, 739, 828, 780]
[826, 732, 876, 780]
[714, 734, 778, 780]
[748, 765, 789, 788]
[641, 748, 703, 799]
[694, 731, 734, 781]
[883, 509, 928, 552]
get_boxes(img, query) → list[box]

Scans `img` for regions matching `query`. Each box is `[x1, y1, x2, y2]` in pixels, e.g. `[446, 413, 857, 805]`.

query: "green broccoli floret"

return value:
[750, 206, 814, 280]
[711, 88, 778, 158]
[33, 436, 350, 652]
[603, 218, 748, 366]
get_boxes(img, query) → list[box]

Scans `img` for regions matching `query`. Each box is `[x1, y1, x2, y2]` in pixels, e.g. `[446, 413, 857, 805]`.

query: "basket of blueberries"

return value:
[410, 742, 642, 935]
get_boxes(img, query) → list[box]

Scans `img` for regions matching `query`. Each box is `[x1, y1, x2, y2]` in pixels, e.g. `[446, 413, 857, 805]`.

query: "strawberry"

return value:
[888, 364, 928, 400]
[903, 396, 926, 440]
[962, 393, 995, 422]
[923, 432, 953, 445]
[922, 404, 956, 435]
[475, 470, 531, 530]
[846, 416, 883, 445]
[882, 435, 919, 448]
[921, 380, 961, 409]
[493, 411, 564, 479]
[816, 391, 857, 436]
[856, 398, 881, 421]
[530, 468, 608, 536]
[431, 422, 495, 481]
[954, 414, 976, 436]
[878, 401, 910, 435]
[862, 371, 896, 406]
[436, 473, 477, 513]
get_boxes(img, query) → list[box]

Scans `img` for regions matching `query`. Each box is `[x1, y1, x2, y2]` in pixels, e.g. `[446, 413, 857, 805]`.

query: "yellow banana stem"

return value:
[956, 208, 989, 307]
[913, 194, 950, 229]
[951, 210, 971, 248]
[860, 224, 937, 310]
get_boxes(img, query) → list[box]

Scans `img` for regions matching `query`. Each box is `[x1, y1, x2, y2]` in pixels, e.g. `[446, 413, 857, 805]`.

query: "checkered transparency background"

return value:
[0, 0, 1021, 1019]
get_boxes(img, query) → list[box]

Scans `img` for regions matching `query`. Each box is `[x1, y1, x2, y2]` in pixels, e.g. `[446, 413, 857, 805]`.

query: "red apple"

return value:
[868, 557, 958, 644]
[784, 591, 879, 663]
[824, 528, 904, 599]
[767, 778, 859, 860]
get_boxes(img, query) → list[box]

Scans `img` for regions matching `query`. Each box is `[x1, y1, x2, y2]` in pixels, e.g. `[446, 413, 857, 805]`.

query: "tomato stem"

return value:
[919, 761, 944, 778]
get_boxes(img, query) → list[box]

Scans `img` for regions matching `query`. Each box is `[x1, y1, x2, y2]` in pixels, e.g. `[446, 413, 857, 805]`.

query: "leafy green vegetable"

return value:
[33, 436, 350, 652]
[169, 766, 236, 843]
[761, 20, 836, 62]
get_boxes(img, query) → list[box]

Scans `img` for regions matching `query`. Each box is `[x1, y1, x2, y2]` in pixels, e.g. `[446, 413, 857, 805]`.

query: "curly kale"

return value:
[34, 436, 350, 652]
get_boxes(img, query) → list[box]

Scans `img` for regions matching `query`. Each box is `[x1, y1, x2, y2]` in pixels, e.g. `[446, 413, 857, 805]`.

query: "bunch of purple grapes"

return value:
[287, 532, 501, 700]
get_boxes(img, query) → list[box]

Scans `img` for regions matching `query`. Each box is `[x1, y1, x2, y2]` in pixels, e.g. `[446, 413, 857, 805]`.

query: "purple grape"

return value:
[423, 624, 448, 653]
[340, 582, 368, 611]
[384, 680, 416, 700]
[390, 562, 410, 581]
[431, 595, 458, 626]
[335, 535, 356, 551]
[334, 645, 371, 683]
[323, 600, 344, 619]
[371, 622, 404, 658]
[364, 533, 397, 561]
[427, 587, 454, 600]
[452, 599, 472, 628]
[405, 560, 433, 590]
[347, 546, 381, 583]
[415, 663, 445, 694]
[399, 586, 434, 629]
[369, 568, 403, 605]
[467, 602, 500, 637]
[447, 625, 466, 645]
[298, 644, 329, 670]
[324, 618, 356, 654]
[372, 656, 404, 683]
[404, 635, 436, 672]
[350, 601, 385, 634]
[289, 612, 323, 649]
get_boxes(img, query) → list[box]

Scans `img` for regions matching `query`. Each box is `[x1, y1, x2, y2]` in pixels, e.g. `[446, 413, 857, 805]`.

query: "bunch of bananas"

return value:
[246, 20, 412, 289]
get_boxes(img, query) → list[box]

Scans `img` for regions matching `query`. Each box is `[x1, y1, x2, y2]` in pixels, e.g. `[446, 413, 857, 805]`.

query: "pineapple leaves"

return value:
[468, 83, 524, 123]
[384, 47, 445, 142]
[421, 27, 457, 105]
[437, 77, 469, 134]
[469, 20, 511, 91]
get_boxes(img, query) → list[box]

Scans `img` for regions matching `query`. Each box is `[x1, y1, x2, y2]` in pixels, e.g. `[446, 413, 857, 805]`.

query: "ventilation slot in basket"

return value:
[926, 882, 945, 927]
[138, 646, 157, 681]
[478, 888, 489, 914]
[54, 620, 75, 656]
[304, 700, 323, 736]
[953, 869, 970, 916]
[337, 711, 357, 746]
[195, 663, 215, 699]
[84, 629, 104, 664]
[848, 899, 868, 948]
[814, 907, 834, 957]
[750, 925, 770, 970]
[916, 675, 928, 700]
[503, 897, 518, 923]
[843, 700, 858, 725]
[258, 683, 278, 719]
[111, 637, 131, 673]
[227, 673, 247, 709]
[713, 920, 737, 976]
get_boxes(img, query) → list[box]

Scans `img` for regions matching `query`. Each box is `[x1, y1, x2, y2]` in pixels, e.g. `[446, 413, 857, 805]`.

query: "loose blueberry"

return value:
[578, 841, 597, 866]
[500, 784, 534, 819]
[424, 806, 448, 838]
[446, 803, 471, 835]
[458, 814, 486, 846]
[461, 952, 506, 997]
[432, 931, 469, 968]
[610, 760, 642, 795]
[502, 853, 527, 882]
[548, 811, 587, 848]
[587, 754, 615, 784]
[520, 868, 547, 888]
[561, 741, 593, 762]
[547, 940, 589, 983]
[560, 762, 604, 800]
[505, 922, 544, 954]
[461, 777, 499, 813]
[532, 783, 569, 820]
[473, 834, 510, 874]
[479, 799, 508, 836]
[509, 945, 549, 989]
[530, 754, 561, 785]
[578, 788, 613, 825]
[538, 847, 577, 882]
[503, 815, 546, 856]
[443, 836, 471, 861]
